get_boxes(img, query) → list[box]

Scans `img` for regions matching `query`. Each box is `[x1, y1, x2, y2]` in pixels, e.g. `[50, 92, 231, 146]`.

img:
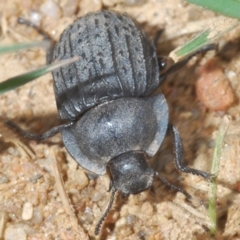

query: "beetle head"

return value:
[109, 151, 154, 195]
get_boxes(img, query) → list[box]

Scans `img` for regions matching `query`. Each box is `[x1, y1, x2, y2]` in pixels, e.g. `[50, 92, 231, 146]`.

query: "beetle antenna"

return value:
[155, 172, 192, 199]
[94, 188, 117, 235]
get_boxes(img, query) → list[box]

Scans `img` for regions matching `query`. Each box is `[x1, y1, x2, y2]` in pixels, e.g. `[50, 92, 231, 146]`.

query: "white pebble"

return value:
[22, 202, 33, 220]
[74, 169, 89, 190]
[4, 226, 27, 240]
[40, 0, 61, 19]
[29, 10, 42, 26]
[92, 191, 104, 202]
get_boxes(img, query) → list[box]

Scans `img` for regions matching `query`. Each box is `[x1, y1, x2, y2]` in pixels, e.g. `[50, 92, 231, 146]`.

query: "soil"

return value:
[0, 0, 240, 239]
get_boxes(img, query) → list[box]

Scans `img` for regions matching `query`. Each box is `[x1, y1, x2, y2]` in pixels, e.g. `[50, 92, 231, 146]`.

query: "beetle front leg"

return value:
[6, 120, 74, 141]
[155, 172, 192, 199]
[171, 125, 212, 181]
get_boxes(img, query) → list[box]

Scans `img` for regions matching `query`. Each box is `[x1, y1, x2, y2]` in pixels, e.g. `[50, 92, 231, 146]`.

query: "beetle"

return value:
[7, 10, 214, 235]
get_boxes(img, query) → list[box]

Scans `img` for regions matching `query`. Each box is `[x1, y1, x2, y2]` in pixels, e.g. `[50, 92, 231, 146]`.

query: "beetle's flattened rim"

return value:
[145, 94, 169, 156]
[62, 127, 107, 175]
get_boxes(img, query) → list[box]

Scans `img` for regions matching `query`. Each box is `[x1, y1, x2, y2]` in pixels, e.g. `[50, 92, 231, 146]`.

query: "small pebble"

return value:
[62, 0, 78, 16]
[74, 169, 89, 190]
[141, 201, 153, 216]
[40, 0, 61, 19]
[4, 226, 27, 240]
[92, 191, 104, 202]
[29, 10, 42, 26]
[196, 58, 235, 111]
[22, 202, 33, 220]
[0, 174, 9, 184]
[31, 207, 43, 224]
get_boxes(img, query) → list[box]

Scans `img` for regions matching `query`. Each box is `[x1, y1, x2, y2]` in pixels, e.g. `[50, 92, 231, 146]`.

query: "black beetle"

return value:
[8, 10, 214, 235]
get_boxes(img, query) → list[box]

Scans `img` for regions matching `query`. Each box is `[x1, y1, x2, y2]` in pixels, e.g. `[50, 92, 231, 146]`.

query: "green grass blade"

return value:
[0, 56, 78, 95]
[0, 40, 50, 55]
[208, 115, 230, 235]
[174, 30, 209, 57]
[170, 16, 239, 61]
[187, 0, 240, 20]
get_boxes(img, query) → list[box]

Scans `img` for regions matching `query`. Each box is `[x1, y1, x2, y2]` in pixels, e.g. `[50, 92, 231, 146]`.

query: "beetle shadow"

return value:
[217, 38, 240, 62]
[0, 139, 15, 155]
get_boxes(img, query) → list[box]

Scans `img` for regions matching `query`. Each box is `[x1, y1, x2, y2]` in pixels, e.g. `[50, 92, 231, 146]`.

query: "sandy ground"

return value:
[0, 0, 240, 239]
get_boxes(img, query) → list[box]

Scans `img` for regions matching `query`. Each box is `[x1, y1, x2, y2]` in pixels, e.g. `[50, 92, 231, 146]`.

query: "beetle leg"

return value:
[171, 125, 212, 181]
[5, 120, 74, 141]
[18, 17, 55, 64]
[155, 172, 191, 199]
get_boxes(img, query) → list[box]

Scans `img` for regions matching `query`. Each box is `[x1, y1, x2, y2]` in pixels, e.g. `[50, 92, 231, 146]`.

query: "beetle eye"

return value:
[158, 56, 168, 70]
[158, 56, 174, 72]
